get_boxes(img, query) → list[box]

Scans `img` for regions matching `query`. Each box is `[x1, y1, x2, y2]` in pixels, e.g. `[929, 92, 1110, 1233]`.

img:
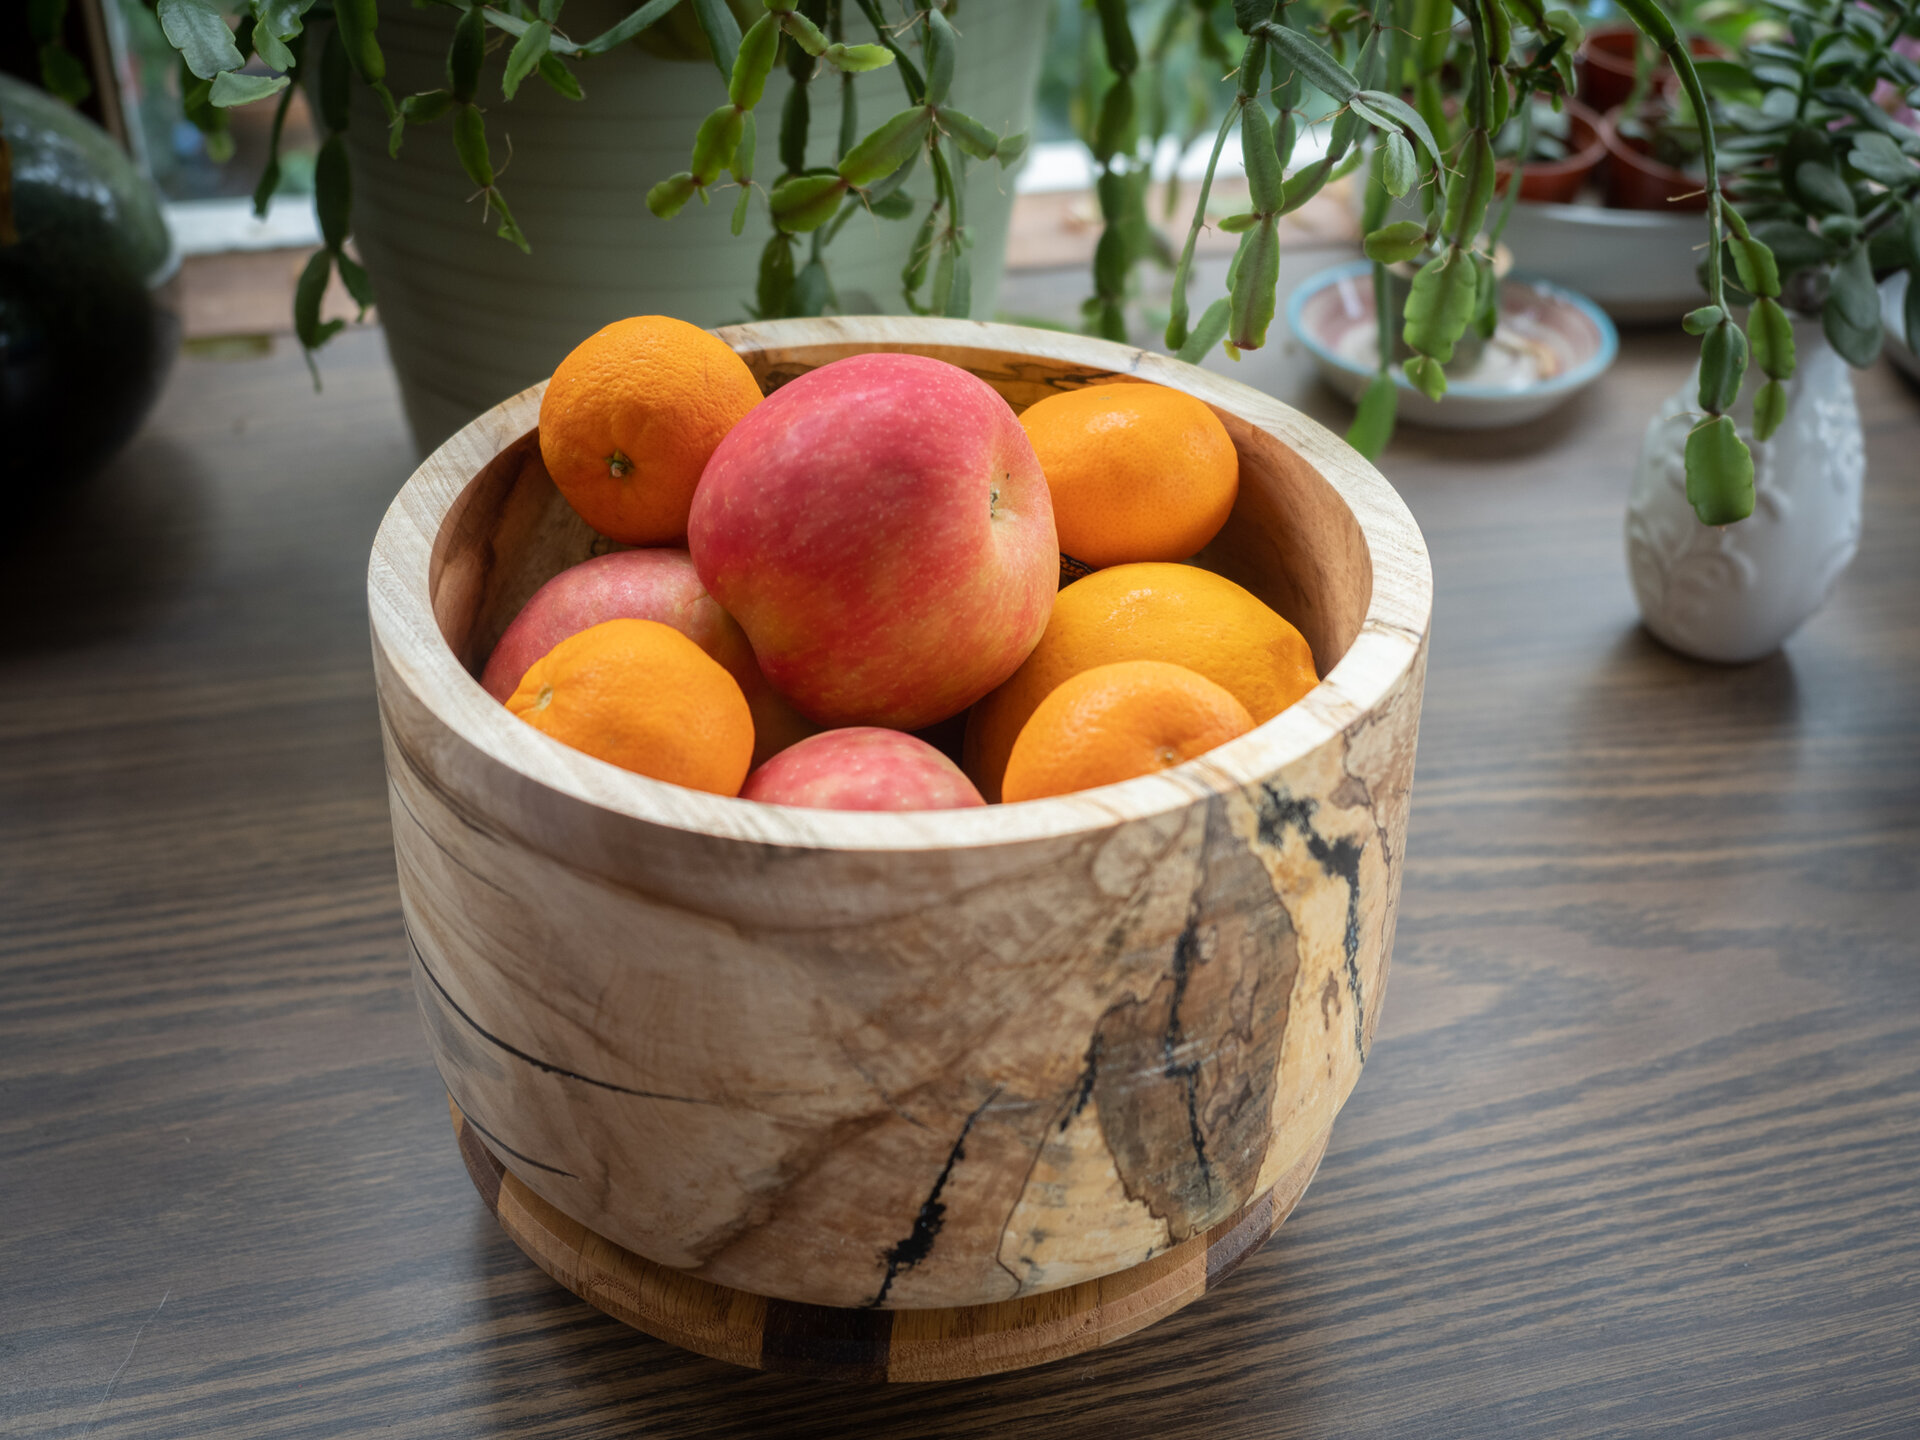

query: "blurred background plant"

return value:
[1702, 0, 1920, 369]
[27, 0, 1834, 522]
[1015, 0, 1786, 521]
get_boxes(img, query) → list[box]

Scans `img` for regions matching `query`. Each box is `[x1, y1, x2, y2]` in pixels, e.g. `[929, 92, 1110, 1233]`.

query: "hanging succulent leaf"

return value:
[1347, 372, 1399, 459]
[1177, 298, 1232, 366]
[1403, 250, 1476, 365]
[1684, 416, 1755, 527]
[1363, 221, 1428, 265]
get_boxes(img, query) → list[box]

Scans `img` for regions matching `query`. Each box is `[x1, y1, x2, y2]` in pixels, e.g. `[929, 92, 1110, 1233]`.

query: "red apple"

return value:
[742, 728, 985, 811]
[478, 548, 812, 764]
[687, 353, 1057, 731]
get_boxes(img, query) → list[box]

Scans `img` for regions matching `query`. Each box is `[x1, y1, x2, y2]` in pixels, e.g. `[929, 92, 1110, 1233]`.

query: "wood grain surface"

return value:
[448, 1099, 1330, 1381]
[3, 317, 1917, 1437]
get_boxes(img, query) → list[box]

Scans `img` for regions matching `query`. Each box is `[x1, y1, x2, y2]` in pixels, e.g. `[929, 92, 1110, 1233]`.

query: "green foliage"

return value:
[1346, 371, 1398, 459]
[31, 0, 93, 103]
[1364, 221, 1428, 265]
[106, 0, 1876, 510]
[1685, 416, 1755, 527]
[504, 22, 554, 101]
[1712, 0, 1919, 391]
[1682, 305, 1724, 336]
[1697, 319, 1749, 415]
[1403, 250, 1478, 366]
[157, 0, 244, 81]
[1176, 297, 1232, 365]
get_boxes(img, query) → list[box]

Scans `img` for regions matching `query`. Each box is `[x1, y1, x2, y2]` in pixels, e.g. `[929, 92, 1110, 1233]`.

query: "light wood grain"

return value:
[369, 317, 1432, 1311]
[451, 1097, 1329, 1381]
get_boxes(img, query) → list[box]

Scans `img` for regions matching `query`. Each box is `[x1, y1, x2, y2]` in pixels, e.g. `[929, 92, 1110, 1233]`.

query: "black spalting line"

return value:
[865, 1087, 1002, 1309]
[456, 1101, 579, 1178]
[1257, 787, 1367, 1060]
[1059, 1033, 1103, 1133]
[407, 927, 720, 1105]
[1164, 906, 1216, 1197]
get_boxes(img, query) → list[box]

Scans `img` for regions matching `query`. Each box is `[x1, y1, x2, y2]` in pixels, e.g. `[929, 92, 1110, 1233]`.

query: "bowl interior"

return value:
[426, 334, 1374, 715]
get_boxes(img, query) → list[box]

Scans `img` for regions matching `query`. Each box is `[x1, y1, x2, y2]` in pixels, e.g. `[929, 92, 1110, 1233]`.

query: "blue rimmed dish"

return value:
[1288, 259, 1620, 430]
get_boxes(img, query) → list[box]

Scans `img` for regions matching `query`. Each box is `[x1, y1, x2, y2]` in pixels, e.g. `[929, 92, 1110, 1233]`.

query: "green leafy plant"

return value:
[39, 0, 1822, 521]
[39, 0, 1028, 374]
[641, 0, 1030, 320]
[1702, 0, 1920, 389]
[1066, 0, 1794, 525]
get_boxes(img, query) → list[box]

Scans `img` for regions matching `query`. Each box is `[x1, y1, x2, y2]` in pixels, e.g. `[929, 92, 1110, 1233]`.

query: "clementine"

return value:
[1018, 382, 1238, 571]
[538, 315, 763, 545]
[506, 618, 754, 794]
[1001, 661, 1254, 802]
[964, 562, 1316, 801]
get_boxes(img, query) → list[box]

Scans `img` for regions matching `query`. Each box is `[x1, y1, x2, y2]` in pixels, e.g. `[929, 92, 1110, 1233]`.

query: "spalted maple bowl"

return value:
[369, 317, 1432, 1325]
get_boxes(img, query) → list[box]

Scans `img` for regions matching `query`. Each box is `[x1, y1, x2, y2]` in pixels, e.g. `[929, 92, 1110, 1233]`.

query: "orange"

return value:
[538, 315, 763, 545]
[506, 618, 754, 794]
[1001, 661, 1254, 802]
[1018, 382, 1238, 571]
[964, 562, 1316, 801]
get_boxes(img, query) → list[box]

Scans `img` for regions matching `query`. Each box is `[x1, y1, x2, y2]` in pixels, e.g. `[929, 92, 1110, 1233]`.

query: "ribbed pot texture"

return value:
[345, 0, 1047, 450]
[1626, 311, 1864, 663]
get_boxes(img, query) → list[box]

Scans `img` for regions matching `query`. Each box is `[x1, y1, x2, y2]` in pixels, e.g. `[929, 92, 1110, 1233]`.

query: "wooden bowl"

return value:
[368, 317, 1432, 1371]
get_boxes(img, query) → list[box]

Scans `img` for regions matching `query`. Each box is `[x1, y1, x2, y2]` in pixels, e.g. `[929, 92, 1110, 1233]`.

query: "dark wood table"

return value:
[6, 313, 1917, 1438]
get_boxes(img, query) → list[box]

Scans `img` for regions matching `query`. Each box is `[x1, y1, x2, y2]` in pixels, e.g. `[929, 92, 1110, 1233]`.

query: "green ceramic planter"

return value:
[346, 0, 1047, 450]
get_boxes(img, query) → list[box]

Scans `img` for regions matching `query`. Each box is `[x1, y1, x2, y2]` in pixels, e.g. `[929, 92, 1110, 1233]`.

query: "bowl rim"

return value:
[367, 316, 1432, 853]
[1287, 258, 1620, 404]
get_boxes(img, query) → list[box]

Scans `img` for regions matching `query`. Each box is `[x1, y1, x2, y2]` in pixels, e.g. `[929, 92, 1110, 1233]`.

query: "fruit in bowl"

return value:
[1000, 660, 1254, 803]
[478, 547, 811, 765]
[475, 318, 1320, 811]
[742, 728, 984, 811]
[1018, 382, 1239, 574]
[368, 317, 1433, 1375]
[505, 618, 754, 796]
[689, 351, 1058, 731]
[537, 316, 763, 546]
[965, 562, 1318, 802]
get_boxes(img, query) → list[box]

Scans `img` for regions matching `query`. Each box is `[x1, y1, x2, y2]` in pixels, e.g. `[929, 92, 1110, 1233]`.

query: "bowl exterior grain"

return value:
[369, 318, 1432, 1311]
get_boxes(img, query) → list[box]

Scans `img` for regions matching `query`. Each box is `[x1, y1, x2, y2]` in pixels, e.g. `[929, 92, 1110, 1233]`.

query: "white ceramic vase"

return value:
[1625, 311, 1864, 663]
[346, 0, 1047, 450]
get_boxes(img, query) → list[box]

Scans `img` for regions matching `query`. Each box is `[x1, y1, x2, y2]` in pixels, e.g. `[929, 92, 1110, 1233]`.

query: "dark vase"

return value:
[0, 73, 179, 503]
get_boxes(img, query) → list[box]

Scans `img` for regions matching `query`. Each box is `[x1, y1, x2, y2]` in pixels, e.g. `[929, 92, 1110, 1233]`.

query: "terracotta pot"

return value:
[1601, 105, 1711, 212]
[1578, 26, 1642, 115]
[1578, 26, 1726, 115]
[1494, 99, 1605, 204]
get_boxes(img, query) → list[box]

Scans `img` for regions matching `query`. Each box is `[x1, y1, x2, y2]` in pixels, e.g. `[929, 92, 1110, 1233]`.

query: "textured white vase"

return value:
[1625, 312, 1863, 663]
[346, 0, 1047, 450]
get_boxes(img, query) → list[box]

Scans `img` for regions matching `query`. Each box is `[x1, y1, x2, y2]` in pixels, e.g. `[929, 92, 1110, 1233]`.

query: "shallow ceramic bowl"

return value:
[368, 317, 1432, 1317]
[1290, 259, 1618, 429]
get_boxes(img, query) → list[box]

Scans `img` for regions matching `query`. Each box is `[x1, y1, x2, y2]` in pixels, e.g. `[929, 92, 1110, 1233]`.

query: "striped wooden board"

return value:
[451, 1098, 1329, 1382]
